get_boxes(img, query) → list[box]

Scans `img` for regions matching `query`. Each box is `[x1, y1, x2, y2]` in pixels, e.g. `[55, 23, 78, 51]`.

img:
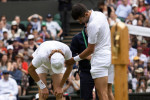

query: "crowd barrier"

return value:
[127, 24, 150, 37]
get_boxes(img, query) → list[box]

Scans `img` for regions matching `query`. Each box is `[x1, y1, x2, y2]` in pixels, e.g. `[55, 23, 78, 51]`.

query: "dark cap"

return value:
[2, 70, 9, 74]
[145, 0, 149, 5]
[47, 14, 52, 18]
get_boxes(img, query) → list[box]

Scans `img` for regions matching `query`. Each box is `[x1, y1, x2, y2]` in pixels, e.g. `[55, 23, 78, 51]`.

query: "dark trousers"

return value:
[80, 71, 94, 100]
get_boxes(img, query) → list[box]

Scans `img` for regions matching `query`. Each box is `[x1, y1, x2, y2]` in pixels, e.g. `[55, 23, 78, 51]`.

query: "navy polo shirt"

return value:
[70, 31, 91, 72]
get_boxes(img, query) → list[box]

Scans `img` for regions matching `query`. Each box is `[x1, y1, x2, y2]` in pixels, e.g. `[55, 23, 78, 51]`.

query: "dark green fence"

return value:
[0, 0, 100, 22]
[129, 93, 150, 100]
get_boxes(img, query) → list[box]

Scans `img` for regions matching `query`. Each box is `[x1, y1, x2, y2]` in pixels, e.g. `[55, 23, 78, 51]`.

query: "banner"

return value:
[126, 24, 150, 37]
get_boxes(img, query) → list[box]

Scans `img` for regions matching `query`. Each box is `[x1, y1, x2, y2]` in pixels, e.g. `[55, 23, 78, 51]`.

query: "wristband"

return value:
[73, 55, 82, 62]
[36, 80, 46, 89]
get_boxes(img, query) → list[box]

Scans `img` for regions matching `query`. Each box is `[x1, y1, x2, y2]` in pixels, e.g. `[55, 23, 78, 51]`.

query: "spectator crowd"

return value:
[0, 0, 150, 100]
[97, 0, 150, 94]
[0, 13, 64, 97]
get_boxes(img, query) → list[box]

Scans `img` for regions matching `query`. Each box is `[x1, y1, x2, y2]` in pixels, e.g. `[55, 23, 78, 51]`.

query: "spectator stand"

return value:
[0, 0, 150, 100]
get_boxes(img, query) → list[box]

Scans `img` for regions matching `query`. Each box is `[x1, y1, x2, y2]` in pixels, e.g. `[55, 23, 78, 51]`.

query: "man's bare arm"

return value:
[59, 63, 73, 88]
[65, 44, 95, 65]
[54, 63, 73, 97]
[28, 63, 40, 82]
[28, 63, 49, 99]
[79, 43, 95, 59]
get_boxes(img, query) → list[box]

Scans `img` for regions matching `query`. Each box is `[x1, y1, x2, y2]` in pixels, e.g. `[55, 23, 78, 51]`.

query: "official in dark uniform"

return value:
[70, 27, 95, 100]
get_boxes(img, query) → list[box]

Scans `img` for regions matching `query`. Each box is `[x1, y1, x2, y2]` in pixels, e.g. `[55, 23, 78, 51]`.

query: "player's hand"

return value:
[65, 58, 75, 66]
[40, 88, 49, 99]
[54, 86, 64, 98]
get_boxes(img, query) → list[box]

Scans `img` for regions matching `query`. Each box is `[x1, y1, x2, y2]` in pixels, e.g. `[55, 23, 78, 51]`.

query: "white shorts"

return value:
[90, 66, 109, 79]
[36, 64, 66, 75]
[0, 94, 16, 100]
[90, 65, 114, 84]
[108, 65, 114, 84]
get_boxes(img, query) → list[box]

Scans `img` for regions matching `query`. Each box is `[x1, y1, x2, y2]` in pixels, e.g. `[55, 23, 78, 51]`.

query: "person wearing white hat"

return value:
[27, 34, 39, 51]
[28, 41, 72, 100]
[2, 28, 8, 33]
[46, 13, 63, 40]
[11, 21, 17, 26]
[7, 45, 14, 50]
[8, 20, 24, 40]
[132, 3, 138, 8]
[28, 14, 43, 32]
[28, 34, 34, 40]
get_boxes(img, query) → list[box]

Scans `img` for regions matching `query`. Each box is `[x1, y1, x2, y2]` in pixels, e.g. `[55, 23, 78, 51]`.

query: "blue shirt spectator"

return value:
[129, 46, 137, 63]
[10, 69, 22, 85]
[10, 62, 22, 85]
[116, 0, 131, 21]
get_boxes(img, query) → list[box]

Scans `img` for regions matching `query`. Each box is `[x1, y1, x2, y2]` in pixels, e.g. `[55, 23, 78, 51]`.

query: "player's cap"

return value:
[51, 52, 65, 74]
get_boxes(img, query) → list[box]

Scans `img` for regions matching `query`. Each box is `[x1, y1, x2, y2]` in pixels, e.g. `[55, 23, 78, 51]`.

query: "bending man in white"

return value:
[28, 41, 72, 100]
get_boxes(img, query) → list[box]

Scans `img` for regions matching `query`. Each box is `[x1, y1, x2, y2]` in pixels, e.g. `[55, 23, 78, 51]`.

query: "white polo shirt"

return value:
[46, 21, 62, 37]
[87, 10, 111, 67]
[0, 78, 18, 96]
[32, 41, 72, 69]
[31, 21, 41, 32]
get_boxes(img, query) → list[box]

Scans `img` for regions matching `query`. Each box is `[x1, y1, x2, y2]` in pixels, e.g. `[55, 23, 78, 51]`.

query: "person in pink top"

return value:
[138, 0, 146, 13]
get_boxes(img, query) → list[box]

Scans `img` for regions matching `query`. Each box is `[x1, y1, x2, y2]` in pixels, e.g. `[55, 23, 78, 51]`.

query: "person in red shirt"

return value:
[16, 53, 29, 96]
[141, 39, 150, 57]
[0, 40, 7, 55]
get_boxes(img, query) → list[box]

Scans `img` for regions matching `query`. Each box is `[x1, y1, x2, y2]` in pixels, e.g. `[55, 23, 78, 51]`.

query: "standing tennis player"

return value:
[55, 3, 113, 100]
